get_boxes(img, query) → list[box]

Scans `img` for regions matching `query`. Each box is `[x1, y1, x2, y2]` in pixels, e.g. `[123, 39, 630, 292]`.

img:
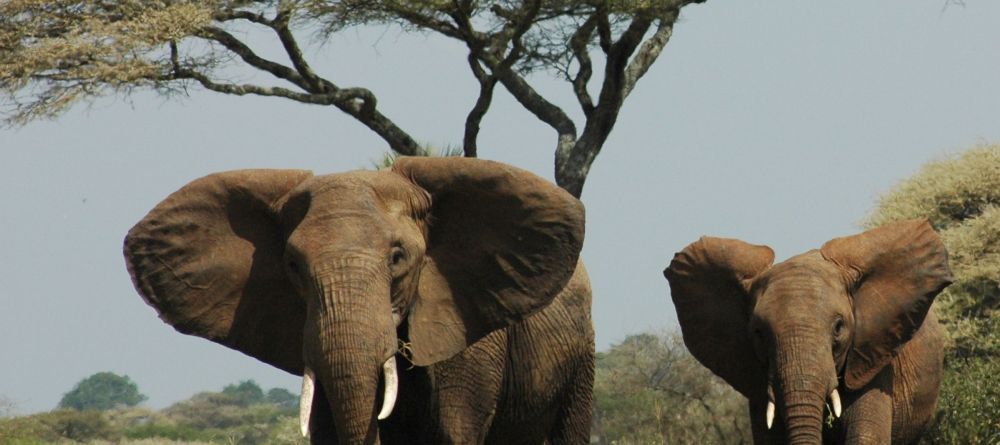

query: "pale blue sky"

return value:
[1, 1, 998, 414]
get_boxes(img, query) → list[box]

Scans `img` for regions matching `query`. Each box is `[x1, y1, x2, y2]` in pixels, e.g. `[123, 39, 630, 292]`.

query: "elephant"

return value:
[123, 156, 595, 444]
[664, 219, 952, 445]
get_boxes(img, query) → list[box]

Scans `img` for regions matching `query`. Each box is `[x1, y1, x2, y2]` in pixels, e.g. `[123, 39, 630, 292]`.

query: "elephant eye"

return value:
[389, 246, 407, 267]
[833, 317, 845, 338]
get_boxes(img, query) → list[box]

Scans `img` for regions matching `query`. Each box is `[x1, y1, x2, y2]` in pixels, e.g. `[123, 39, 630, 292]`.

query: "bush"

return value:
[58, 372, 147, 411]
[865, 144, 1000, 358]
[0, 414, 60, 443]
[868, 144, 1000, 444]
[265, 388, 298, 411]
[43, 409, 119, 442]
[921, 357, 1000, 444]
[1, 385, 302, 445]
[123, 421, 214, 442]
[0, 409, 118, 443]
[221, 381, 264, 407]
[592, 331, 750, 445]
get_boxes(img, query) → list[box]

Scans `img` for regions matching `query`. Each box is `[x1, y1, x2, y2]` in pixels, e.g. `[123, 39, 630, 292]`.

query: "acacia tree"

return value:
[0, 0, 704, 197]
[58, 372, 147, 411]
[593, 331, 750, 445]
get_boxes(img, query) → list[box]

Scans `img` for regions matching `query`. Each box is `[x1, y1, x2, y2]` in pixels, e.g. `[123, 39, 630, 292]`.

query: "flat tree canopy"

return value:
[0, 0, 704, 197]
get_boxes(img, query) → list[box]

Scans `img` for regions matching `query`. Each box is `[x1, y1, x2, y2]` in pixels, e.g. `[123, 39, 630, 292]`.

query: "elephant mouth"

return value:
[299, 357, 400, 438]
[764, 386, 843, 431]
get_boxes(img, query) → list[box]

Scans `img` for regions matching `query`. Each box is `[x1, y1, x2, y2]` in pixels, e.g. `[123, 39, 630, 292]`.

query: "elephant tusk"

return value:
[766, 400, 775, 429]
[300, 367, 316, 438]
[377, 356, 399, 420]
[830, 388, 842, 418]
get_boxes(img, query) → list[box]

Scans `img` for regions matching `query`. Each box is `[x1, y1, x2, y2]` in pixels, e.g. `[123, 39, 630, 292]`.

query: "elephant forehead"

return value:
[754, 251, 845, 297]
[300, 171, 427, 212]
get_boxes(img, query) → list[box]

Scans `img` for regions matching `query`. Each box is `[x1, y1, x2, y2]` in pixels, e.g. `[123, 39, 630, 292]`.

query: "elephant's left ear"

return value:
[392, 157, 585, 366]
[820, 219, 952, 390]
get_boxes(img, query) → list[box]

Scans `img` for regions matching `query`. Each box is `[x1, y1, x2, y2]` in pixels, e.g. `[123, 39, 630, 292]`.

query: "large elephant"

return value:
[664, 220, 952, 445]
[124, 157, 594, 444]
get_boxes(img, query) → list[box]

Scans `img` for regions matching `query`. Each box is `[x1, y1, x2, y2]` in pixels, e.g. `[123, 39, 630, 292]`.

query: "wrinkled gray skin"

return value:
[665, 220, 952, 445]
[124, 157, 594, 444]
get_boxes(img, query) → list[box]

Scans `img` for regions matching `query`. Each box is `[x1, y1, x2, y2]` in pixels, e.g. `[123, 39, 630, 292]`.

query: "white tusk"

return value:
[766, 400, 775, 429]
[377, 356, 399, 420]
[830, 388, 842, 418]
[300, 367, 316, 438]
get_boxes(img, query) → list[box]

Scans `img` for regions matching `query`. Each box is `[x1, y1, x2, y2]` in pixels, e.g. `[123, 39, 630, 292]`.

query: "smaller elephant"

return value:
[124, 157, 594, 444]
[664, 220, 952, 445]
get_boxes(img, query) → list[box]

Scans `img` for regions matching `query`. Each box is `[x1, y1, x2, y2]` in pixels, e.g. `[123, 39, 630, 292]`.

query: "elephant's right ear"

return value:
[124, 169, 313, 375]
[392, 157, 585, 366]
[664, 237, 774, 399]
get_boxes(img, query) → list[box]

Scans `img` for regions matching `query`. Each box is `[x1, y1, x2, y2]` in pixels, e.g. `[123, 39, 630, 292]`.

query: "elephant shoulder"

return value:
[556, 260, 592, 320]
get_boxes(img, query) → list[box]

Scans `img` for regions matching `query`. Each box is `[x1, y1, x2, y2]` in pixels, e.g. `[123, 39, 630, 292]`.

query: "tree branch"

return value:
[555, 13, 657, 196]
[272, 11, 324, 92]
[569, 12, 598, 118]
[169, 65, 359, 106]
[623, 11, 679, 99]
[197, 26, 307, 89]
[385, 4, 464, 40]
[462, 55, 497, 158]
[195, 17, 421, 155]
[453, 2, 576, 143]
[214, 9, 271, 26]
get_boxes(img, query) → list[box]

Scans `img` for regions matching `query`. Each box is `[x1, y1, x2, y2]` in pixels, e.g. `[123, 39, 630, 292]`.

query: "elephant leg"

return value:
[546, 348, 595, 445]
[428, 329, 507, 444]
[890, 315, 944, 445]
[840, 369, 893, 444]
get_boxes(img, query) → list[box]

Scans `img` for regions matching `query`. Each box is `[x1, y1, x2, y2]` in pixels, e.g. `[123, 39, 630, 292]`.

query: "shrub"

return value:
[865, 144, 1000, 358]
[58, 372, 147, 411]
[921, 357, 1000, 444]
[592, 331, 750, 445]
[221, 381, 264, 407]
[867, 144, 1000, 444]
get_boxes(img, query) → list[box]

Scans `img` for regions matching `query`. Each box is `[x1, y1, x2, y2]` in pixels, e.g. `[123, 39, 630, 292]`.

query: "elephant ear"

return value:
[124, 170, 313, 375]
[664, 237, 774, 399]
[820, 219, 952, 390]
[392, 157, 585, 366]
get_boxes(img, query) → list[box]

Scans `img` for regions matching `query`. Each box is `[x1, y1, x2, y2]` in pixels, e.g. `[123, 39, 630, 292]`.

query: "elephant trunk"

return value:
[304, 260, 398, 445]
[774, 334, 831, 445]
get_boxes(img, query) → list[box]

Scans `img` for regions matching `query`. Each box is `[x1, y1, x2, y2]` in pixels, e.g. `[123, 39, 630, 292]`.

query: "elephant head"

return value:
[124, 157, 585, 444]
[664, 220, 951, 444]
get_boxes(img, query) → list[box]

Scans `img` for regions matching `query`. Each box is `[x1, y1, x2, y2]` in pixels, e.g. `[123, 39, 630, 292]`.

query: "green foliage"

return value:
[0, 409, 118, 443]
[920, 357, 1000, 444]
[221, 381, 264, 407]
[592, 331, 750, 445]
[265, 388, 298, 410]
[3, 380, 303, 445]
[41, 409, 118, 442]
[163, 392, 255, 430]
[58, 372, 147, 411]
[865, 144, 1000, 358]
[122, 381, 301, 445]
[867, 144, 1000, 443]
